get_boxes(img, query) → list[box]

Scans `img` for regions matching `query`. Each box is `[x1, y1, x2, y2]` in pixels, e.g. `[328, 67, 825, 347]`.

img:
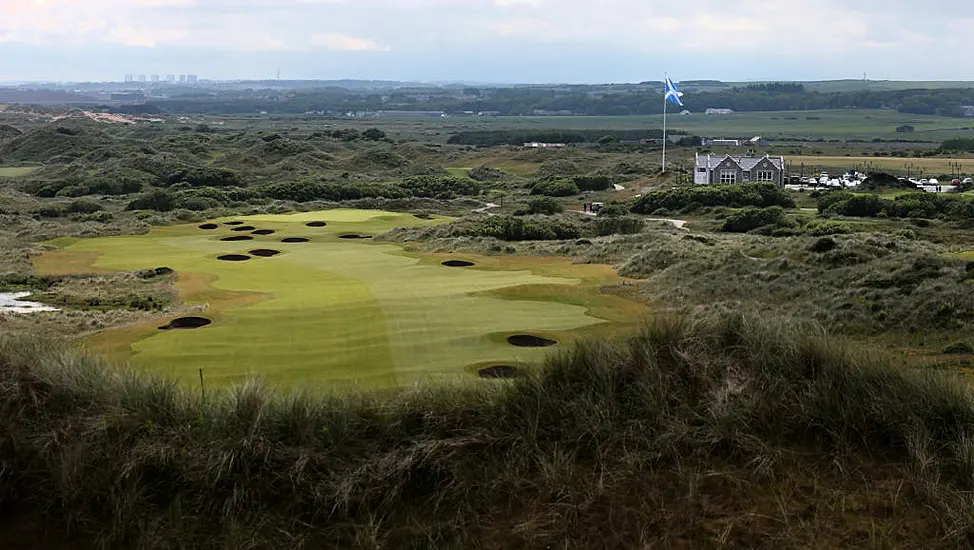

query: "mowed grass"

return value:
[36, 209, 647, 389]
[0, 166, 38, 177]
[787, 155, 974, 174]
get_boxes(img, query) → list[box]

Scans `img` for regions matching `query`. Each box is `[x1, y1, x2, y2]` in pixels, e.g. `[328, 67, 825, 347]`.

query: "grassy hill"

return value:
[3, 312, 974, 548]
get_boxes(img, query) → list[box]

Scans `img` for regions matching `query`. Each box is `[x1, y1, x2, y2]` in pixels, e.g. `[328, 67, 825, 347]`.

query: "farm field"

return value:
[35, 209, 647, 389]
[397, 109, 972, 141]
[785, 155, 974, 175]
[228, 109, 972, 143]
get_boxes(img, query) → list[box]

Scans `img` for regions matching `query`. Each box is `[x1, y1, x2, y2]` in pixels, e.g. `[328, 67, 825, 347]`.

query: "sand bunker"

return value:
[507, 335, 558, 348]
[220, 235, 254, 242]
[442, 260, 475, 268]
[248, 249, 281, 257]
[478, 365, 520, 379]
[281, 237, 309, 243]
[413, 213, 433, 220]
[217, 254, 251, 262]
[224, 221, 244, 226]
[158, 316, 212, 330]
[251, 229, 276, 235]
[306, 221, 327, 227]
[198, 223, 219, 230]
[339, 234, 373, 240]
[231, 226, 257, 232]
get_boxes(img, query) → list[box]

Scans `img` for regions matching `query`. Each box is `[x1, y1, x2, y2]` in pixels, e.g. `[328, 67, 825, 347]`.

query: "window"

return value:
[743, 171, 750, 182]
[756, 170, 775, 182]
[697, 168, 707, 173]
[719, 170, 737, 184]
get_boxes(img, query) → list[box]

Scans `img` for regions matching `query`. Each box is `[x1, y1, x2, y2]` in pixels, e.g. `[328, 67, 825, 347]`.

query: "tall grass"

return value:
[2, 312, 974, 548]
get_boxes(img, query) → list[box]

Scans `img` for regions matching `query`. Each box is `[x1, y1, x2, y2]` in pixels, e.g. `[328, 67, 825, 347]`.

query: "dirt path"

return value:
[645, 218, 688, 230]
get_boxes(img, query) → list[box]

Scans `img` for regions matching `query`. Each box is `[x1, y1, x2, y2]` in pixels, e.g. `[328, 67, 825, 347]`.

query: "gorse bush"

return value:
[468, 165, 508, 182]
[531, 179, 580, 197]
[572, 174, 614, 192]
[819, 191, 974, 221]
[721, 206, 787, 233]
[516, 196, 563, 216]
[632, 182, 796, 214]
[4, 313, 974, 547]
[593, 215, 645, 236]
[472, 215, 583, 241]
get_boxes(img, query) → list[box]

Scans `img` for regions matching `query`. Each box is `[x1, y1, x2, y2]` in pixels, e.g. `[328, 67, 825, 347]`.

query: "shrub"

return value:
[523, 196, 563, 216]
[127, 189, 175, 212]
[810, 237, 838, 253]
[399, 175, 480, 199]
[163, 167, 243, 187]
[596, 203, 630, 217]
[721, 206, 787, 233]
[531, 179, 580, 197]
[66, 199, 103, 214]
[468, 165, 507, 182]
[362, 128, 386, 141]
[461, 215, 582, 241]
[572, 175, 614, 192]
[632, 183, 795, 214]
[71, 212, 114, 223]
[178, 197, 220, 211]
[803, 220, 853, 236]
[943, 342, 974, 355]
[33, 205, 67, 218]
[534, 159, 582, 178]
[593, 216, 645, 236]
[827, 194, 885, 217]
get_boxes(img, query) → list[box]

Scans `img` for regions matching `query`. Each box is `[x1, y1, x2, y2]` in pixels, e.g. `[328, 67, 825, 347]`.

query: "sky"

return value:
[0, 0, 971, 84]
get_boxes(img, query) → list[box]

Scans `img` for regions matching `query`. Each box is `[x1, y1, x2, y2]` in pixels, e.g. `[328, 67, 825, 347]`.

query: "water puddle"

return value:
[0, 292, 60, 314]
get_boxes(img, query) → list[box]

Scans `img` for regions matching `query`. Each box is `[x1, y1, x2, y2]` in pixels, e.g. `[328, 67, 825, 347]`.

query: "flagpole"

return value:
[662, 74, 667, 173]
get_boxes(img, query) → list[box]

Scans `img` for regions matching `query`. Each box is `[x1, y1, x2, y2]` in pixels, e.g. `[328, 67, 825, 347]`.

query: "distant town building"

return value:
[124, 75, 134, 83]
[166, 75, 176, 83]
[187, 75, 198, 84]
[704, 138, 742, 147]
[477, 111, 501, 116]
[702, 136, 769, 147]
[961, 106, 974, 117]
[705, 108, 735, 115]
[694, 153, 784, 185]
[376, 110, 445, 118]
[523, 142, 566, 149]
[178, 75, 187, 83]
[137, 75, 146, 83]
[150, 75, 160, 83]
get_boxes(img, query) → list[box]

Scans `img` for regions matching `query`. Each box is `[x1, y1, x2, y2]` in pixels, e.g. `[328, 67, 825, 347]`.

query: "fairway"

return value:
[37, 209, 647, 389]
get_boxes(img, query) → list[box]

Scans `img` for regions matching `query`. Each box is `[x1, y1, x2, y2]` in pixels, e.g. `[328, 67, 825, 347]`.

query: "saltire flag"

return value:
[664, 76, 684, 107]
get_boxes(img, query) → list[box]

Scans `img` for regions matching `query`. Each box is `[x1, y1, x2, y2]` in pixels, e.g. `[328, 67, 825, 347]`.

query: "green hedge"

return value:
[632, 183, 795, 214]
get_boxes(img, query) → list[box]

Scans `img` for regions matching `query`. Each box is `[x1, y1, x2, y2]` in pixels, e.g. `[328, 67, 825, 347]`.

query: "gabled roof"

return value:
[696, 154, 783, 171]
[739, 155, 783, 171]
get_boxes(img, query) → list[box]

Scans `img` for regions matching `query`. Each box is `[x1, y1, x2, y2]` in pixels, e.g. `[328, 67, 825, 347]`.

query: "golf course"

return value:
[35, 209, 647, 388]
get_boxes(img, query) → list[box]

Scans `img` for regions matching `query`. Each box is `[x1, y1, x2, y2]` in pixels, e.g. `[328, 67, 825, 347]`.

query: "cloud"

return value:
[0, 0, 972, 80]
[311, 33, 390, 51]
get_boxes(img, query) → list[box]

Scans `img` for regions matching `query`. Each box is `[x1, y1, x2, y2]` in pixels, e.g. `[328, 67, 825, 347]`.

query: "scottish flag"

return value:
[664, 76, 684, 107]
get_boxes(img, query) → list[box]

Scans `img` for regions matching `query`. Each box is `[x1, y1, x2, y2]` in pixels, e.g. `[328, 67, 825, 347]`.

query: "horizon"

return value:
[4, 77, 974, 87]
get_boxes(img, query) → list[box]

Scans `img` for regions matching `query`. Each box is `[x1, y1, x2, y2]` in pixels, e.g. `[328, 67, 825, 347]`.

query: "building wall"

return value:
[709, 157, 744, 184]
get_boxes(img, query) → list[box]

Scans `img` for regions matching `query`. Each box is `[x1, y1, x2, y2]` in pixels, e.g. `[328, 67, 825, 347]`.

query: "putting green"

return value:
[36, 209, 648, 389]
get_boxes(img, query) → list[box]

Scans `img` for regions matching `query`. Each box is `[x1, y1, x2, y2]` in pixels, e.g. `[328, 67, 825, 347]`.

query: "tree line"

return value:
[105, 85, 974, 118]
